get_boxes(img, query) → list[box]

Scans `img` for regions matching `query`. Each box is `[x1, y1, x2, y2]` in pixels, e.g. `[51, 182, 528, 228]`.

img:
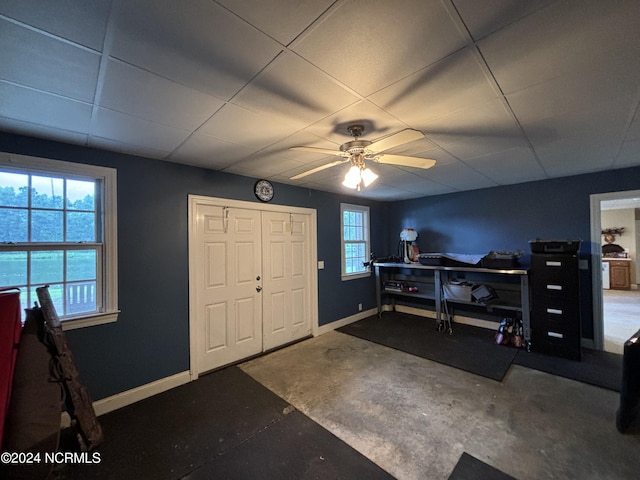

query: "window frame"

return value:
[0, 152, 119, 330]
[340, 203, 371, 281]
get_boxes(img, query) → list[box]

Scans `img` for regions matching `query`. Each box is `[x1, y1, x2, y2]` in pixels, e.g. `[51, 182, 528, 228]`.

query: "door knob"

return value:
[256, 286, 262, 292]
[256, 275, 261, 281]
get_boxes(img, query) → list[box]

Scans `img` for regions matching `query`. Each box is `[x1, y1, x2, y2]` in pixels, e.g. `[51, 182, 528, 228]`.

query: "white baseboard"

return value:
[316, 305, 500, 337]
[61, 370, 191, 426]
[93, 370, 191, 416]
[316, 307, 378, 336]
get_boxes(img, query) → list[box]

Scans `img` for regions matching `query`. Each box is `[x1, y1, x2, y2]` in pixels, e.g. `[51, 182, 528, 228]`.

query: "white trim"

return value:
[340, 203, 371, 280]
[61, 371, 192, 424]
[589, 188, 640, 351]
[93, 371, 191, 416]
[187, 194, 318, 380]
[316, 307, 378, 336]
[0, 151, 119, 327]
[315, 304, 502, 337]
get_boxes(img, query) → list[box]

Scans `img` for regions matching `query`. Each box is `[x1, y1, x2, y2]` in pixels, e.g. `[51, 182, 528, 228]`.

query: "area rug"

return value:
[57, 366, 393, 480]
[513, 347, 622, 391]
[337, 312, 519, 381]
[448, 452, 516, 480]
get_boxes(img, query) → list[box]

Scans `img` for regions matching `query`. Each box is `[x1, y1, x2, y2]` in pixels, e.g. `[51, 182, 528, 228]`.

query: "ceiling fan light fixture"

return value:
[361, 167, 378, 187]
[342, 165, 378, 191]
[342, 165, 362, 189]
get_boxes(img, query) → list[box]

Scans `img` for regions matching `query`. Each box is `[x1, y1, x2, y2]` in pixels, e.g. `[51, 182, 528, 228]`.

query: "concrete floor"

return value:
[240, 330, 640, 480]
[604, 289, 640, 354]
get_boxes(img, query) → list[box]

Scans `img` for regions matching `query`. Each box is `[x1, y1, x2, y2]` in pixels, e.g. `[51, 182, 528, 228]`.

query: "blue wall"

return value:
[3, 130, 640, 400]
[0, 132, 387, 400]
[388, 169, 640, 339]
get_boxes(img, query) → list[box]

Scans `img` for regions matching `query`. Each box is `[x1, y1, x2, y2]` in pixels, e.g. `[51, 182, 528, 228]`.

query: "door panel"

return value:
[195, 205, 262, 373]
[262, 212, 311, 350]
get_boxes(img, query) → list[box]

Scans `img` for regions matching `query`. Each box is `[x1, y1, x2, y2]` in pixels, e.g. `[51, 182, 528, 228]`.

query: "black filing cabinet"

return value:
[530, 253, 581, 360]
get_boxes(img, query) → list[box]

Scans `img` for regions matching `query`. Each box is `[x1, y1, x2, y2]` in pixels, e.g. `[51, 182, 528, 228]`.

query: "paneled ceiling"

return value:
[1, 0, 639, 200]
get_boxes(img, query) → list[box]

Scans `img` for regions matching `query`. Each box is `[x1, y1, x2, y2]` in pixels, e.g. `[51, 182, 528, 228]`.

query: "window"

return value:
[340, 203, 371, 280]
[0, 152, 118, 329]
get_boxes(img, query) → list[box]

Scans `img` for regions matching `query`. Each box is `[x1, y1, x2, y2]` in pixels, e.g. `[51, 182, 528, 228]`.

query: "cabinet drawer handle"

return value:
[546, 308, 563, 315]
[545, 261, 562, 267]
[548, 331, 564, 339]
[546, 284, 563, 291]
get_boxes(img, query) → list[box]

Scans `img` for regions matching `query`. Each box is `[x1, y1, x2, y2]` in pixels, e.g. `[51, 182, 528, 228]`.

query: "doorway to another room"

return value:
[591, 190, 640, 354]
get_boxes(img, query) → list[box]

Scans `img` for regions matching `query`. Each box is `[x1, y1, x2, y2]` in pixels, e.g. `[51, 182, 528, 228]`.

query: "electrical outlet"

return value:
[358, 303, 363, 311]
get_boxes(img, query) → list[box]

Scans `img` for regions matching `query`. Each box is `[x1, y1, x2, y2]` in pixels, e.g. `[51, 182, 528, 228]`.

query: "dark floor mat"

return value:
[337, 312, 519, 381]
[185, 409, 394, 480]
[513, 347, 622, 391]
[56, 366, 392, 479]
[448, 452, 516, 480]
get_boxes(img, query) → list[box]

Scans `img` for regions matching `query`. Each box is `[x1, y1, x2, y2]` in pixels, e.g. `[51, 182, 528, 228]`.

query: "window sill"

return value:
[61, 310, 120, 331]
[341, 272, 371, 281]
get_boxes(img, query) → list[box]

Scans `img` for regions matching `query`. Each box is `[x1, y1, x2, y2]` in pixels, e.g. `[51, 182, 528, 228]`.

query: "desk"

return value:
[374, 262, 530, 343]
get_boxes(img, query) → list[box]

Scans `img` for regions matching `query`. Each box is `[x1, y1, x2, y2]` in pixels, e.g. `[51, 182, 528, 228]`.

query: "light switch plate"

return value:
[318, 260, 325, 269]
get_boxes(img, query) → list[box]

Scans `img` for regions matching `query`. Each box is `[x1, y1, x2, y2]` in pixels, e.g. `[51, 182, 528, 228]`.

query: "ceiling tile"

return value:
[452, 0, 555, 40]
[169, 132, 257, 169]
[479, 0, 640, 95]
[233, 51, 360, 124]
[292, 0, 467, 96]
[0, 117, 88, 145]
[535, 137, 618, 176]
[109, 0, 283, 99]
[0, 0, 111, 50]
[0, 19, 100, 102]
[199, 103, 306, 149]
[100, 59, 225, 130]
[464, 147, 546, 184]
[421, 161, 497, 191]
[224, 152, 305, 177]
[92, 108, 192, 154]
[88, 136, 171, 160]
[369, 47, 499, 124]
[422, 100, 528, 158]
[615, 138, 640, 168]
[0, 81, 92, 133]
[217, 0, 336, 46]
[302, 101, 411, 144]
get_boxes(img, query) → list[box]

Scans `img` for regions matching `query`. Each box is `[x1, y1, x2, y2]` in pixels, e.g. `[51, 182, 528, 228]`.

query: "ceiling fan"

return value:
[289, 125, 436, 190]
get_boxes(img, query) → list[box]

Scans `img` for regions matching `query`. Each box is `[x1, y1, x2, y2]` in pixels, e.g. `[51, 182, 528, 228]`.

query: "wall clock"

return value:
[254, 179, 274, 202]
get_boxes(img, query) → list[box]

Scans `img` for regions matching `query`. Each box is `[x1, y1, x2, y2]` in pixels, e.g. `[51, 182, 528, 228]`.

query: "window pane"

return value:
[31, 210, 63, 242]
[66, 179, 95, 211]
[67, 281, 96, 314]
[31, 250, 63, 284]
[0, 172, 28, 207]
[0, 251, 27, 287]
[31, 283, 64, 314]
[66, 212, 95, 242]
[31, 175, 63, 209]
[67, 250, 96, 281]
[0, 208, 28, 242]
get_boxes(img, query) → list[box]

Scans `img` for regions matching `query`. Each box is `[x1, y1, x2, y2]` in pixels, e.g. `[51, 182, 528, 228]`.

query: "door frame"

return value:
[589, 188, 640, 351]
[188, 194, 318, 381]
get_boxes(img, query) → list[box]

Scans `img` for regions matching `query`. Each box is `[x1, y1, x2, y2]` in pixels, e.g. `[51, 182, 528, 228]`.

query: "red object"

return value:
[0, 289, 22, 449]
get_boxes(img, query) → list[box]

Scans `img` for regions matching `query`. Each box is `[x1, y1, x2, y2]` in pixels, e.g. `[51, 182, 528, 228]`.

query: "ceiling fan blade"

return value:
[290, 146, 345, 156]
[290, 159, 348, 180]
[366, 129, 424, 153]
[373, 154, 436, 169]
